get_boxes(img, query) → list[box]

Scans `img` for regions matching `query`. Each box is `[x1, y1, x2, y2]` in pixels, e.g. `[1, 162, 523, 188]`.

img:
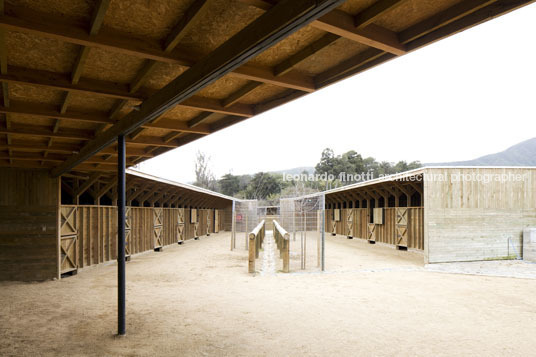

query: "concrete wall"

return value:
[0, 168, 60, 280]
[424, 167, 536, 263]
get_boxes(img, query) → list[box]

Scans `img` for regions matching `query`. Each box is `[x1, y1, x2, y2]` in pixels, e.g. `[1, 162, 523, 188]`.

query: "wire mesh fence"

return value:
[231, 200, 258, 250]
[280, 194, 325, 271]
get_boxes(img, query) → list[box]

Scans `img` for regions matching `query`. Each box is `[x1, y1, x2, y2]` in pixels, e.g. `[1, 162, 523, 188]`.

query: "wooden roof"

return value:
[1, 0, 533, 184]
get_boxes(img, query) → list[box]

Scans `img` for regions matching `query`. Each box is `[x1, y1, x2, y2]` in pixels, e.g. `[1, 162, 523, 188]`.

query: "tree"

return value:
[315, 148, 336, 176]
[245, 172, 281, 199]
[313, 148, 421, 187]
[219, 173, 240, 196]
[194, 151, 216, 190]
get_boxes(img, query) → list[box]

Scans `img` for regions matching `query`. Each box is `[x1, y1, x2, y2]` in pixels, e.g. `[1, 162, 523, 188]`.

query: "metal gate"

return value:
[153, 207, 163, 251]
[60, 206, 78, 274]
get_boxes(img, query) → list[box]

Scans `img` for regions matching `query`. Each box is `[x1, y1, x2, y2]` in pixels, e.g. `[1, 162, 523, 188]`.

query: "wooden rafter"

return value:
[315, 0, 501, 88]
[0, 4, 316, 92]
[74, 172, 100, 197]
[0, 102, 212, 134]
[353, 0, 406, 29]
[127, 183, 151, 203]
[239, 0, 406, 55]
[44, 0, 110, 164]
[51, 0, 345, 177]
[0, 151, 133, 166]
[221, 82, 263, 108]
[0, 69, 255, 118]
[138, 187, 162, 205]
[96, 178, 117, 201]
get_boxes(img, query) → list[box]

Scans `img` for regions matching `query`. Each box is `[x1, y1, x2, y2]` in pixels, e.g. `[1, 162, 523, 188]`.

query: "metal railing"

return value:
[273, 220, 290, 273]
[248, 220, 265, 273]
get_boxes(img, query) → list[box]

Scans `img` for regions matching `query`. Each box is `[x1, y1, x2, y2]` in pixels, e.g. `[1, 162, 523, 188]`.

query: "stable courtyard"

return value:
[2, 232, 535, 356]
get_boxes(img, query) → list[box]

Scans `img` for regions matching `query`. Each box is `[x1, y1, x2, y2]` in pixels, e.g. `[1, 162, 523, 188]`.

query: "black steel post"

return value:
[117, 135, 126, 335]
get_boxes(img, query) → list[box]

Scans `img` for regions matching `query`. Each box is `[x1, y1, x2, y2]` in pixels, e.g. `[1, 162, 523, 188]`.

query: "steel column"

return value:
[117, 135, 126, 335]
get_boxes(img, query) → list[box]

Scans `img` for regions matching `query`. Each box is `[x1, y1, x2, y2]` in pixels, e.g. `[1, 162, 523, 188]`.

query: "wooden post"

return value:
[231, 200, 236, 251]
[248, 233, 255, 273]
[248, 220, 265, 274]
[283, 234, 290, 273]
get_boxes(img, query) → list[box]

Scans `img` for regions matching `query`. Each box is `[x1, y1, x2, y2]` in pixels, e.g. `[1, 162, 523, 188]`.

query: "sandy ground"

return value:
[1, 232, 536, 356]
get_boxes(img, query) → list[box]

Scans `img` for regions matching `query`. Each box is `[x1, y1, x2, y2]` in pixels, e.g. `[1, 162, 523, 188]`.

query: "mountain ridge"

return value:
[427, 137, 536, 167]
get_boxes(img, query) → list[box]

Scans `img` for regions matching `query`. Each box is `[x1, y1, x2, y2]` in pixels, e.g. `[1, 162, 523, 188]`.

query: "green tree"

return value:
[315, 148, 336, 176]
[245, 172, 281, 199]
[219, 173, 240, 196]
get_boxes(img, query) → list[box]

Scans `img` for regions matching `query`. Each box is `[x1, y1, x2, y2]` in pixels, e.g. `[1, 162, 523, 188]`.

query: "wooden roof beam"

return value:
[161, 193, 178, 206]
[0, 103, 212, 134]
[124, 0, 211, 143]
[0, 68, 254, 118]
[51, 0, 345, 177]
[314, 0, 502, 88]
[314, 10, 405, 55]
[0, 4, 316, 92]
[0, 159, 119, 172]
[129, 0, 209, 94]
[221, 82, 263, 108]
[138, 187, 162, 205]
[148, 190, 168, 206]
[274, 33, 338, 76]
[239, 0, 405, 55]
[74, 172, 100, 196]
[0, 141, 155, 158]
[47, 0, 110, 162]
[0, 124, 206, 150]
[353, 0, 406, 29]
[127, 183, 151, 202]
[0, 151, 134, 166]
[96, 178, 117, 201]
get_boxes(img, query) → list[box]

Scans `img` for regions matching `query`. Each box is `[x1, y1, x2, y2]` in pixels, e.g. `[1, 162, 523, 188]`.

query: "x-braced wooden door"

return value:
[191, 208, 199, 239]
[367, 223, 376, 243]
[346, 209, 354, 238]
[125, 206, 132, 260]
[177, 208, 185, 244]
[60, 206, 78, 275]
[331, 209, 339, 236]
[396, 207, 408, 248]
[153, 207, 163, 251]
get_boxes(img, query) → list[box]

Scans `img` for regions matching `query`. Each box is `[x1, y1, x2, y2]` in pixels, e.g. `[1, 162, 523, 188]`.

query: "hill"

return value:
[270, 166, 315, 176]
[429, 137, 536, 166]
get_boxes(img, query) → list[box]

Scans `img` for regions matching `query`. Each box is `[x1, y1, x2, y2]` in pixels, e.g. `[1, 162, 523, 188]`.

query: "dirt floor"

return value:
[1, 232, 536, 356]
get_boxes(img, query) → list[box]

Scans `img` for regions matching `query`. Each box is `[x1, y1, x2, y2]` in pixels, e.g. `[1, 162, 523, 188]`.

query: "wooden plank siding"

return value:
[326, 207, 424, 250]
[424, 167, 536, 263]
[60, 206, 227, 270]
[0, 168, 60, 281]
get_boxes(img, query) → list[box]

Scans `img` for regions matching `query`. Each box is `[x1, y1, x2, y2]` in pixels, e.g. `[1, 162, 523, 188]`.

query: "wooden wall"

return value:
[0, 168, 59, 281]
[424, 167, 536, 263]
[325, 207, 424, 250]
[60, 206, 228, 270]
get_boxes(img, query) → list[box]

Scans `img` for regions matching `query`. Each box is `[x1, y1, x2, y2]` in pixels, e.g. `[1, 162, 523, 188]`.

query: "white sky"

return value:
[138, 3, 536, 183]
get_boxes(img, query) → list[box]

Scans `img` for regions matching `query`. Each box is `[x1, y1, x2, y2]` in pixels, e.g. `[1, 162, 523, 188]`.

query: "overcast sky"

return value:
[138, 3, 536, 183]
